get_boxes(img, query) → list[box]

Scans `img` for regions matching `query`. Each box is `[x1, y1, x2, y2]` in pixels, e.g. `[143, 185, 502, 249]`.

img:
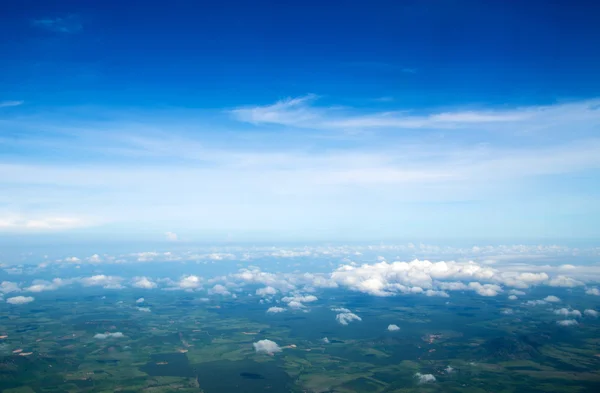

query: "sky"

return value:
[1, 0, 600, 244]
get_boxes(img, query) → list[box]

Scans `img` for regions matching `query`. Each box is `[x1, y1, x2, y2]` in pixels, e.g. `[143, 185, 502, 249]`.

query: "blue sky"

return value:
[1, 0, 600, 243]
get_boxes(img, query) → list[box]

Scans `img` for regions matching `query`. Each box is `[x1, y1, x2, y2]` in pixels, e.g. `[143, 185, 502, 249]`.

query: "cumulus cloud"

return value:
[177, 275, 202, 289]
[80, 275, 123, 289]
[281, 294, 318, 309]
[282, 294, 318, 303]
[131, 276, 157, 289]
[328, 259, 540, 298]
[136, 297, 145, 303]
[387, 324, 400, 331]
[445, 366, 455, 374]
[508, 295, 518, 300]
[94, 332, 125, 339]
[501, 309, 514, 315]
[256, 286, 277, 297]
[266, 306, 286, 313]
[209, 284, 231, 295]
[544, 295, 561, 303]
[437, 281, 468, 291]
[6, 296, 34, 305]
[425, 289, 449, 297]
[556, 319, 579, 327]
[554, 308, 582, 318]
[547, 275, 584, 288]
[584, 309, 598, 318]
[87, 254, 102, 263]
[415, 373, 436, 384]
[585, 287, 600, 296]
[253, 339, 281, 354]
[25, 278, 71, 292]
[64, 256, 80, 263]
[0, 281, 20, 294]
[468, 282, 502, 296]
[336, 312, 362, 325]
[321, 337, 330, 344]
[137, 307, 151, 312]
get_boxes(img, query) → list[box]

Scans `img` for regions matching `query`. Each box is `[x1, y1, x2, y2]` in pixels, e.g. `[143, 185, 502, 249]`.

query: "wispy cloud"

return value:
[231, 95, 600, 131]
[2, 97, 600, 238]
[31, 15, 82, 33]
[0, 215, 93, 231]
[0, 100, 24, 108]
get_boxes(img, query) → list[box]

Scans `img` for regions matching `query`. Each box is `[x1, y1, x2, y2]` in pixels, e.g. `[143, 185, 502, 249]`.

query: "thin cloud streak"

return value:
[231, 95, 600, 132]
[0, 101, 24, 108]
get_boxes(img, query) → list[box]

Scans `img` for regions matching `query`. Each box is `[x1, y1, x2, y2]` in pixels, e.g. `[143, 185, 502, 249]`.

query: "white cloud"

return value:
[508, 295, 518, 300]
[135, 252, 160, 262]
[321, 337, 330, 344]
[137, 307, 151, 312]
[94, 332, 125, 339]
[209, 284, 230, 295]
[387, 324, 400, 331]
[87, 254, 102, 263]
[468, 282, 502, 297]
[136, 297, 145, 303]
[547, 275, 584, 288]
[253, 339, 281, 354]
[165, 231, 178, 241]
[544, 295, 561, 303]
[231, 95, 320, 127]
[445, 366, 455, 374]
[287, 300, 305, 309]
[509, 289, 526, 296]
[554, 308, 582, 318]
[64, 256, 80, 263]
[328, 259, 551, 298]
[425, 289, 449, 297]
[25, 278, 71, 292]
[282, 294, 318, 303]
[177, 275, 202, 289]
[131, 276, 157, 289]
[80, 275, 123, 289]
[0, 100, 24, 108]
[584, 309, 598, 318]
[256, 286, 277, 297]
[0, 281, 20, 294]
[415, 373, 436, 384]
[501, 309, 514, 315]
[437, 282, 468, 291]
[232, 94, 532, 130]
[556, 319, 579, 327]
[266, 306, 286, 313]
[336, 312, 362, 325]
[585, 287, 600, 296]
[6, 296, 34, 305]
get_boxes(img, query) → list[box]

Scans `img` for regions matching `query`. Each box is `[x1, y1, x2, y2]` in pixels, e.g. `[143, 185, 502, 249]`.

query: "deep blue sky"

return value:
[3, 0, 600, 108]
[1, 0, 600, 242]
